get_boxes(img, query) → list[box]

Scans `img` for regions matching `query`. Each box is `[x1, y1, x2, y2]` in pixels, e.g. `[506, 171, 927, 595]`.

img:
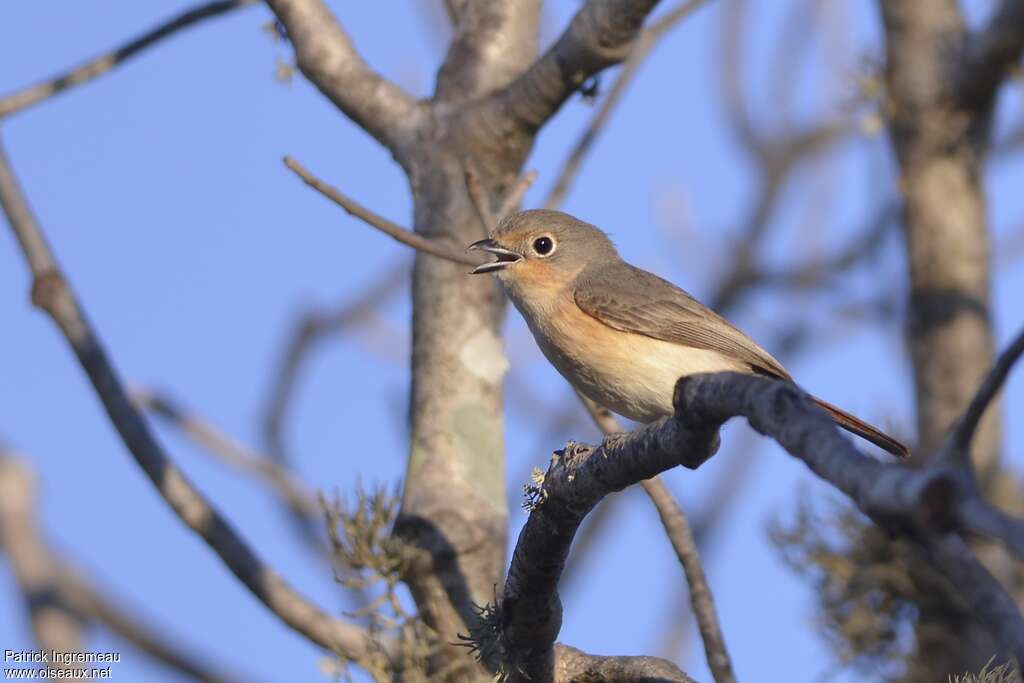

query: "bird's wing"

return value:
[574, 262, 791, 380]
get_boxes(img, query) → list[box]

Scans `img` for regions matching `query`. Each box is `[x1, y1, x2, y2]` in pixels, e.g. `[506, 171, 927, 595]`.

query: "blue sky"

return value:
[1, 2, 1022, 682]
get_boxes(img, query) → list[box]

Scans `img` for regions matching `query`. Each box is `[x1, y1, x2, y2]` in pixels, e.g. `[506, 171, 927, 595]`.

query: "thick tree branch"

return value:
[880, 0, 1001, 478]
[553, 644, 698, 683]
[500, 417, 718, 682]
[574, 395, 736, 683]
[0, 137, 378, 665]
[958, 0, 1024, 108]
[0, 0, 256, 119]
[283, 156, 481, 266]
[479, 0, 667, 134]
[435, 0, 542, 102]
[264, 0, 422, 151]
[502, 346, 1024, 679]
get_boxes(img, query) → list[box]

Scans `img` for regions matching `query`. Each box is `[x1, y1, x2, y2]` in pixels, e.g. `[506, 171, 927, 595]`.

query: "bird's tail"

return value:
[811, 396, 909, 459]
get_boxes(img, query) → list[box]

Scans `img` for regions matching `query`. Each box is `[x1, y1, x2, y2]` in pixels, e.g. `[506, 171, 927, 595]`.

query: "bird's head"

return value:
[468, 210, 618, 291]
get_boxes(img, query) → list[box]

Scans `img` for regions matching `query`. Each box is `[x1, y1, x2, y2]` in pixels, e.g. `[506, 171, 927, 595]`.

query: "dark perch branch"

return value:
[499, 406, 720, 680]
[0, 137, 377, 663]
[0, 0, 256, 118]
[283, 156, 481, 266]
[501, 354, 1024, 678]
[264, 0, 422, 152]
[574, 394, 737, 683]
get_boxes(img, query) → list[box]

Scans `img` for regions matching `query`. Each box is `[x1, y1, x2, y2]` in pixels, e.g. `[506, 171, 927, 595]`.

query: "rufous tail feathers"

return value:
[811, 397, 909, 458]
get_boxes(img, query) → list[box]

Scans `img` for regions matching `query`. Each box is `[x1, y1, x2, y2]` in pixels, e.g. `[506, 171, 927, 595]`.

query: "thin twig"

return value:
[639, 478, 738, 683]
[260, 263, 406, 470]
[0, 0, 256, 118]
[542, 0, 711, 209]
[132, 387, 321, 520]
[463, 162, 494, 231]
[0, 136, 376, 662]
[496, 170, 538, 221]
[947, 325, 1024, 458]
[283, 156, 480, 266]
[574, 392, 737, 683]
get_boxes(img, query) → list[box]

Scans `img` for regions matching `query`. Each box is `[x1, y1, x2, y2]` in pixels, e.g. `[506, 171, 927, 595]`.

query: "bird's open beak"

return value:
[467, 238, 521, 274]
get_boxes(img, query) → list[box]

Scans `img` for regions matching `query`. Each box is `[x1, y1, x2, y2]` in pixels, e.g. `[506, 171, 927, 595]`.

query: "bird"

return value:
[468, 209, 908, 458]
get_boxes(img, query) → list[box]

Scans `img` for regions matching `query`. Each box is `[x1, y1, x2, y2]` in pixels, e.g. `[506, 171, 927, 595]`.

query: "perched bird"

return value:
[469, 209, 908, 458]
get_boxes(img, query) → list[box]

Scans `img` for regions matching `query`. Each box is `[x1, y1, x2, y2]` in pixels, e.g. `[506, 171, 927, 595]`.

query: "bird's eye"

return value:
[532, 236, 555, 256]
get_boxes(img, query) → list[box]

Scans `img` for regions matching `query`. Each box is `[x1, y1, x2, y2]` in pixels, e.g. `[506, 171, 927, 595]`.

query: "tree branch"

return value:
[958, 0, 1024, 108]
[260, 261, 406, 465]
[574, 394, 736, 683]
[264, 0, 422, 151]
[480, 0, 668, 134]
[0, 453, 252, 683]
[283, 156, 480, 266]
[435, 0, 542, 102]
[554, 644, 698, 683]
[542, 0, 711, 209]
[0, 0, 256, 119]
[0, 136, 378, 664]
[638, 479, 737, 683]
[946, 325, 1024, 458]
[501, 347, 1024, 678]
[132, 387, 321, 520]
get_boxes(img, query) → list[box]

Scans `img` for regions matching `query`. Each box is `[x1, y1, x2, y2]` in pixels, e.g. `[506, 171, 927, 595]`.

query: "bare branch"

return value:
[924, 534, 1024, 662]
[542, 0, 710, 209]
[260, 262, 406, 468]
[0, 0, 256, 119]
[132, 387, 321, 520]
[574, 393, 736, 683]
[435, 1, 543, 102]
[500, 420, 719, 681]
[946, 325, 1024, 457]
[464, 162, 495, 231]
[496, 170, 538, 221]
[283, 156, 480, 266]
[0, 453, 249, 683]
[0, 137, 376, 662]
[264, 0, 422, 151]
[502, 338, 1024, 675]
[0, 456, 83, 666]
[958, 0, 1024, 108]
[495, 389, 729, 683]
[718, 0, 764, 160]
[638, 479, 737, 683]
[554, 644, 698, 683]
[706, 120, 849, 313]
[480, 0, 671, 134]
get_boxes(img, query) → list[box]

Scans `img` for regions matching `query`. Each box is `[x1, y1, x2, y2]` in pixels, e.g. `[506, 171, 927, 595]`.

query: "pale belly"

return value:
[521, 298, 745, 424]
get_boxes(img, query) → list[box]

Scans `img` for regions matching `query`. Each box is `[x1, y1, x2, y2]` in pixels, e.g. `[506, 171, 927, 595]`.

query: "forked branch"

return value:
[0, 0, 257, 118]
